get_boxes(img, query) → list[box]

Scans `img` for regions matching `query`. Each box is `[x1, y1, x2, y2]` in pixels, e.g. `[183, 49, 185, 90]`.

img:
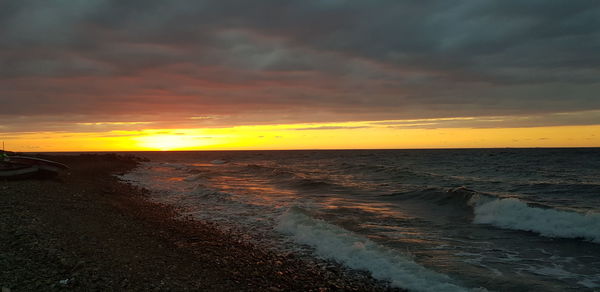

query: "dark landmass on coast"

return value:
[0, 154, 399, 291]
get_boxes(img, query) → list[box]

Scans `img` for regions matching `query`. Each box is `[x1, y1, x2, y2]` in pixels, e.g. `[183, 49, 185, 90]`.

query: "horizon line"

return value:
[19, 146, 600, 153]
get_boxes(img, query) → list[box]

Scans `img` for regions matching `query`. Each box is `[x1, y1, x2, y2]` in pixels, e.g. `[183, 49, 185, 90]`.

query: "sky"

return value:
[1, 0, 599, 151]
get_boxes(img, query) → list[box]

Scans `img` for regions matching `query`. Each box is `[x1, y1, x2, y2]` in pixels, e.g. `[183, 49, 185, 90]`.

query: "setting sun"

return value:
[134, 133, 214, 151]
[3, 120, 598, 152]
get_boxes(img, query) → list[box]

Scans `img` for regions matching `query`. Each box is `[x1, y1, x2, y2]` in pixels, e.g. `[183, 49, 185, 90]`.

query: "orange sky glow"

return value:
[4, 121, 599, 152]
[2, 2, 599, 152]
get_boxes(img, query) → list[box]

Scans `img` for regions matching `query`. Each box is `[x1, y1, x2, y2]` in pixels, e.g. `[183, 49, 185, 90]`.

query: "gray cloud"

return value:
[379, 110, 600, 129]
[1, 0, 599, 132]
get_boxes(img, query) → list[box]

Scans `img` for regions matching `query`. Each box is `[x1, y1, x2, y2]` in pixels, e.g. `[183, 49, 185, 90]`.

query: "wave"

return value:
[289, 178, 334, 190]
[244, 163, 275, 172]
[387, 187, 600, 244]
[193, 187, 233, 201]
[469, 196, 600, 243]
[244, 164, 296, 179]
[244, 164, 341, 191]
[183, 174, 208, 182]
[516, 182, 600, 197]
[384, 187, 490, 208]
[276, 207, 468, 292]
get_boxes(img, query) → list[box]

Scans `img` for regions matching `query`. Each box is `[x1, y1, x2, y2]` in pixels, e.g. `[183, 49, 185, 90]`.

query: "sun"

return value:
[134, 133, 208, 151]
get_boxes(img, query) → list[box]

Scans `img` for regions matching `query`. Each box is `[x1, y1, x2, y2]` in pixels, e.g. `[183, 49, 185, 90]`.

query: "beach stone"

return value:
[0, 154, 395, 291]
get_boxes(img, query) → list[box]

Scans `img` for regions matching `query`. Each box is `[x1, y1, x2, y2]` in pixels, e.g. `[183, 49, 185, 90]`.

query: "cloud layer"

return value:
[1, 0, 599, 132]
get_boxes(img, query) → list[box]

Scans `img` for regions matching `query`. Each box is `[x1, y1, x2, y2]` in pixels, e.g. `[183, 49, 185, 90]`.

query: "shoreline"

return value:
[0, 154, 397, 291]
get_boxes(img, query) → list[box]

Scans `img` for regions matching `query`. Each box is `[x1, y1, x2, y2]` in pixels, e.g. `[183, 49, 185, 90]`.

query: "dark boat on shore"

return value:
[1, 153, 69, 179]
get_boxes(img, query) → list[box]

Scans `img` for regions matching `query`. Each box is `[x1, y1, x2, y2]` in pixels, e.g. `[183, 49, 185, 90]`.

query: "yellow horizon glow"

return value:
[2, 122, 599, 152]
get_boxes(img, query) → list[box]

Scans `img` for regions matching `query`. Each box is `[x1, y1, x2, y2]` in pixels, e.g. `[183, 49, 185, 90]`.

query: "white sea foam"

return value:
[119, 157, 600, 290]
[276, 207, 469, 292]
[470, 197, 600, 243]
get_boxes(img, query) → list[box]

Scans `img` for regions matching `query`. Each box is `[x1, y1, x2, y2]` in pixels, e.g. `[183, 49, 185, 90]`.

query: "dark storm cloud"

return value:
[1, 0, 599, 132]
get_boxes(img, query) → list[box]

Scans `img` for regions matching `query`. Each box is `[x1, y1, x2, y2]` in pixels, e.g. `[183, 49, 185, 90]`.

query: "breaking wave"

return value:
[387, 187, 600, 243]
[469, 196, 600, 243]
[276, 207, 468, 292]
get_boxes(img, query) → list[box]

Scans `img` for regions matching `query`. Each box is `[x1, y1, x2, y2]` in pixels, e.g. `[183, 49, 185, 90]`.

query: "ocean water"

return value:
[119, 149, 600, 291]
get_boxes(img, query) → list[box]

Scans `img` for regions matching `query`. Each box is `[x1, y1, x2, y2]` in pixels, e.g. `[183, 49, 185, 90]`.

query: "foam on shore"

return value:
[276, 207, 469, 292]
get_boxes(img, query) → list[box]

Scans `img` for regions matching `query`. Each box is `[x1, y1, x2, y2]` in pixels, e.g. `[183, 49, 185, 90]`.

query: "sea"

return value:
[118, 148, 600, 292]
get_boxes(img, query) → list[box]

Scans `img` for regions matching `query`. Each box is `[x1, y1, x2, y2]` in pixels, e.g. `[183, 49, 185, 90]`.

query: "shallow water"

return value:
[119, 149, 600, 291]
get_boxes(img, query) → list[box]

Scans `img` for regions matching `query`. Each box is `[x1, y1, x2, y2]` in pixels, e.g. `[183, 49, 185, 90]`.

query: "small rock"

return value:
[59, 279, 69, 285]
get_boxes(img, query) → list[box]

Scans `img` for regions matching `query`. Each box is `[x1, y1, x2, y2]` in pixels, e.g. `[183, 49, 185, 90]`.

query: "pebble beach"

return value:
[0, 154, 396, 291]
